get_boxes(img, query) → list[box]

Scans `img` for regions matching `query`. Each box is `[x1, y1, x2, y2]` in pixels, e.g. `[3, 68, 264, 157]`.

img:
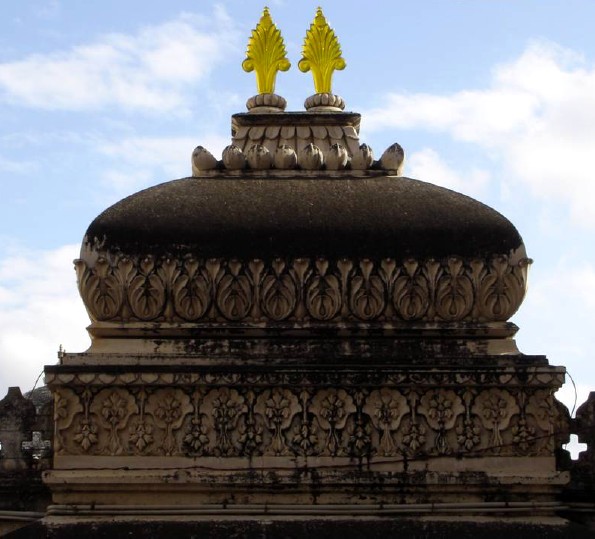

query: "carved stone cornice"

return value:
[75, 254, 530, 327]
[45, 364, 566, 390]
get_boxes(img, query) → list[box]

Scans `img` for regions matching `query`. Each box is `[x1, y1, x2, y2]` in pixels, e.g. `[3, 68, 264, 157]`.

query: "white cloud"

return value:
[0, 155, 36, 174]
[364, 41, 595, 227]
[407, 148, 490, 198]
[0, 244, 90, 398]
[0, 8, 238, 113]
[98, 133, 230, 195]
[514, 262, 595, 416]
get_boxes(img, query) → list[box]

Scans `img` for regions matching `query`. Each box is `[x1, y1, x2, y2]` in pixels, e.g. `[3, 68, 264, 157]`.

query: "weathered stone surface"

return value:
[7, 517, 595, 539]
[83, 176, 524, 261]
[0, 388, 36, 473]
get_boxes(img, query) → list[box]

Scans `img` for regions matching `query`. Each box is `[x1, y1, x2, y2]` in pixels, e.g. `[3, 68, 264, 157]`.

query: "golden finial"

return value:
[298, 7, 346, 94]
[242, 7, 291, 95]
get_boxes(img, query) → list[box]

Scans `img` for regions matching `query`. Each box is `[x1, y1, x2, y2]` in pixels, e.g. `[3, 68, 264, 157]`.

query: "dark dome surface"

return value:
[84, 175, 523, 260]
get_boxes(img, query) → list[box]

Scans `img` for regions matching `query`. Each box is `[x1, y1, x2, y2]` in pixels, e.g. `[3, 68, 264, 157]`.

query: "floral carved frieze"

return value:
[75, 255, 530, 324]
[53, 384, 565, 459]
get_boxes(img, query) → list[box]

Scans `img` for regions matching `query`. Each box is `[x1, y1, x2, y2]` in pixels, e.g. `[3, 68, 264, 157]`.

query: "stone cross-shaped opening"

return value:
[21, 431, 51, 461]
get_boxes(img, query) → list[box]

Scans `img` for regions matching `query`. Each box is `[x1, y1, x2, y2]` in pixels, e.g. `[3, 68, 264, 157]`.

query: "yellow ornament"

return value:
[242, 7, 291, 95]
[298, 7, 346, 94]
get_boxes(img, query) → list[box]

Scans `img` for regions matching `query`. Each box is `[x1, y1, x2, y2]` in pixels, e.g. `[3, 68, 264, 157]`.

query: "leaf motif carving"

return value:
[127, 257, 166, 320]
[477, 256, 525, 320]
[392, 259, 430, 320]
[306, 274, 341, 320]
[349, 261, 385, 320]
[435, 257, 473, 320]
[76, 258, 123, 320]
[172, 258, 211, 321]
[216, 264, 253, 321]
[305, 260, 341, 320]
[260, 262, 297, 320]
[76, 254, 529, 324]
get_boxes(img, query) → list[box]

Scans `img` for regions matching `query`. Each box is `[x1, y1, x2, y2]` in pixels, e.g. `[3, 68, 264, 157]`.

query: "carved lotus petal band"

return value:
[75, 254, 530, 324]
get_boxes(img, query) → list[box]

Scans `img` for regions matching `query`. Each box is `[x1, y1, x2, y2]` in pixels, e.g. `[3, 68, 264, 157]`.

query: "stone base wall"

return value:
[44, 349, 569, 516]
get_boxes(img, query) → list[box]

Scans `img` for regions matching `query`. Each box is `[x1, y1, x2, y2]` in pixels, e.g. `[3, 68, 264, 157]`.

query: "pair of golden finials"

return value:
[242, 7, 345, 97]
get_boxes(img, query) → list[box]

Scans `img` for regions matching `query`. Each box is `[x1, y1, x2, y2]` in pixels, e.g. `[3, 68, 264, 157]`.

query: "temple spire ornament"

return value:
[299, 7, 346, 111]
[242, 7, 290, 113]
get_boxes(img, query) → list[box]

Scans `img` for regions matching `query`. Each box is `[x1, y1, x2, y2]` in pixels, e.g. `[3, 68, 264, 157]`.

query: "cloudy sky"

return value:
[1, 0, 594, 436]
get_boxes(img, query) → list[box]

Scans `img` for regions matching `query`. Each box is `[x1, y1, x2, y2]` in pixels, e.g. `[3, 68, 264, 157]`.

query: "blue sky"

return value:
[1, 0, 595, 431]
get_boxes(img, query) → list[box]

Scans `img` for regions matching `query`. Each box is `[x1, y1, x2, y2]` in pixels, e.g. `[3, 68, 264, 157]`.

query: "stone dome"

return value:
[83, 175, 524, 262]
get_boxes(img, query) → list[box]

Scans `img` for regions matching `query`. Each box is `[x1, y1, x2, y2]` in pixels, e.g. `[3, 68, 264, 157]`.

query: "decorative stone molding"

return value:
[221, 108, 407, 172]
[196, 133, 403, 172]
[380, 142, 405, 174]
[74, 254, 530, 325]
[246, 93, 287, 113]
[231, 123, 362, 162]
[304, 93, 345, 111]
[44, 367, 567, 391]
[191, 146, 218, 174]
[50, 383, 565, 459]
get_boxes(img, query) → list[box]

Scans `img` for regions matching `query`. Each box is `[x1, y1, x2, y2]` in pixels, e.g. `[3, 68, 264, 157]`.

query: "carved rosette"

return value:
[50, 382, 565, 460]
[75, 254, 530, 325]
